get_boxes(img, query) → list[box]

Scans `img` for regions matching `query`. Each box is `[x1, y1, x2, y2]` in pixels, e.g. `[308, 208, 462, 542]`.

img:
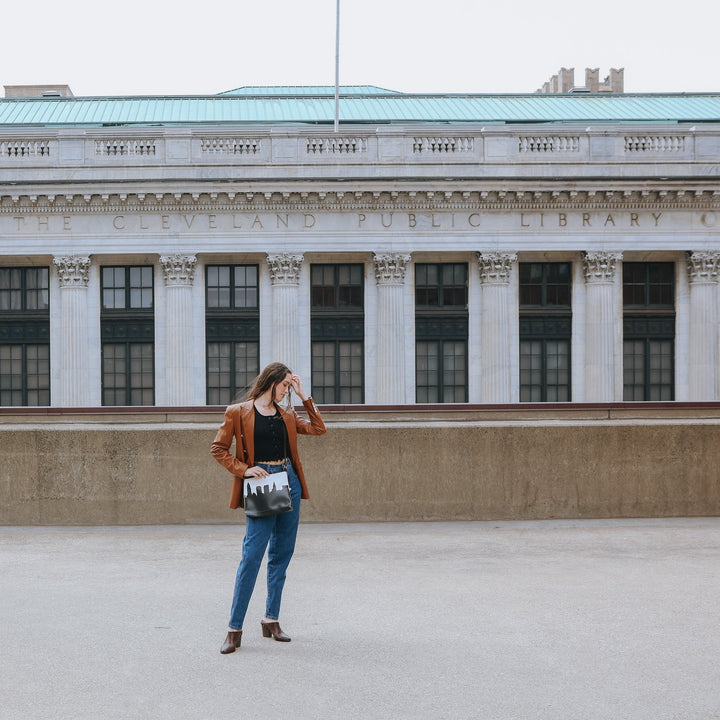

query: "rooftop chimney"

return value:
[535, 69, 624, 94]
[3, 84, 74, 98]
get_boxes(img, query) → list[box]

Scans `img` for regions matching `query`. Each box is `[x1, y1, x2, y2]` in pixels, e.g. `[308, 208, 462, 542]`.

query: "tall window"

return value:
[205, 265, 259, 405]
[519, 262, 572, 402]
[0, 267, 50, 406]
[101, 266, 154, 405]
[623, 262, 675, 400]
[311, 264, 364, 403]
[415, 263, 468, 402]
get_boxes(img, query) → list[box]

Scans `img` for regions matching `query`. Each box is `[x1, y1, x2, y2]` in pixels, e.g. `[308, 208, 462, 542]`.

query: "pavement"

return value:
[1, 518, 720, 720]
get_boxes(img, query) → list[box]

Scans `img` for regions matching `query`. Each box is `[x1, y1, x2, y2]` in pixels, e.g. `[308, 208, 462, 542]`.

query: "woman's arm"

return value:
[289, 375, 326, 436]
[210, 407, 250, 477]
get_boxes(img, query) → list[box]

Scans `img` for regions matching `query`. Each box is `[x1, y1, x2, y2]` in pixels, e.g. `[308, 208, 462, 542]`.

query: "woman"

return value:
[211, 362, 326, 654]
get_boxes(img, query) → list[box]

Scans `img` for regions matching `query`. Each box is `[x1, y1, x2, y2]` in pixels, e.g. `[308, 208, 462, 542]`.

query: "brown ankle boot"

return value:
[220, 629, 243, 654]
[261, 621, 291, 642]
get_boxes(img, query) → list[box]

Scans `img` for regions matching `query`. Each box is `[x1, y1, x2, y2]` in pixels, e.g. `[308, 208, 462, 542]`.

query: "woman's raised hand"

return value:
[289, 375, 307, 400]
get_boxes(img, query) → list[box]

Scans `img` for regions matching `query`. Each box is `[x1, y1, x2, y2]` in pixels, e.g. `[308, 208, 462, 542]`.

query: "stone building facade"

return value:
[1, 85, 719, 409]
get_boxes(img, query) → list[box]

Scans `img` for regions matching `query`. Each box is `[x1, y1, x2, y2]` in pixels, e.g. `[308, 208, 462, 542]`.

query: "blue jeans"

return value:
[228, 462, 302, 630]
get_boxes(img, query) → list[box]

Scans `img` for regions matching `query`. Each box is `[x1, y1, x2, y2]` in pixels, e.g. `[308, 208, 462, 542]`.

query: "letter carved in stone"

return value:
[373, 253, 411, 285]
[687, 251, 720, 284]
[583, 251, 623, 283]
[160, 254, 197, 287]
[267, 253, 304, 285]
[477, 252, 517, 284]
[54, 255, 91, 288]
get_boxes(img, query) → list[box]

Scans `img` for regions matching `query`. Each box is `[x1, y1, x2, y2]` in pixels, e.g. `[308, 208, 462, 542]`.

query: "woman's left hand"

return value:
[289, 374, 307, 401]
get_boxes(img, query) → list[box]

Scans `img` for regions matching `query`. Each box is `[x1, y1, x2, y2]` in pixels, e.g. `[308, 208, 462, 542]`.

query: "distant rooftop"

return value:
[219, 85, 403, 96]
[1, 85, 719, 127]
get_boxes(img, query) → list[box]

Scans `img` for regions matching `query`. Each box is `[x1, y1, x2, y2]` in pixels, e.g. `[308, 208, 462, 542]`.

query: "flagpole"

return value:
[334, 0, 340, 132]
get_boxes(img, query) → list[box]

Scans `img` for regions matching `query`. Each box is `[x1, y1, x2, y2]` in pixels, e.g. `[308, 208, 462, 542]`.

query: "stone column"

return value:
[583, 251, 622, 402]
[267, 253, 304, 370]
[159, 254, 197, 406]
[373, 252, 411, 404]
[477, 252, 517, 402]
[687, 251, 720, 400]
[53, 255, 92, 406]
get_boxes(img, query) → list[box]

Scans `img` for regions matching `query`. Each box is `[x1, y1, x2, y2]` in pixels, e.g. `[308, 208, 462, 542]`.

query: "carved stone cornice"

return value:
[53, 255, 90, 288]
[373, 252, 411, 285]
[477, 252, 517, 284]
[583, 251, 623, 283]
[267, 252, 303, 285]
[2, 187, 720, 215]
[687, 251, 720, 284]
[159, 254, 197, 287]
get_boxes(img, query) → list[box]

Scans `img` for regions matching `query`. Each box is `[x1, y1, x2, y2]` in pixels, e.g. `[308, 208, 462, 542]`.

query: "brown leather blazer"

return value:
[211, 397, 326, 509]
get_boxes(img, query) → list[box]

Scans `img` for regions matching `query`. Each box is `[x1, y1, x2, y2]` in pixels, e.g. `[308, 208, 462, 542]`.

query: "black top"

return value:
[253, 406, 288, 462]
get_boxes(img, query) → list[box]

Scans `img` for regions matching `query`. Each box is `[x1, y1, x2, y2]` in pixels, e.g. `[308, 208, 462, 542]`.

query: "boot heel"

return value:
[261, 623, 272, 638]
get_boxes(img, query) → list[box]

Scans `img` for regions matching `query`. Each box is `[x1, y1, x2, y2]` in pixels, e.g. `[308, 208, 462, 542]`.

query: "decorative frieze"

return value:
[267, 253, 303, 285]
[1, 140, 51, 158]
[160, 254, 197, 286]
[583, 251, 622, 283]
[412, 137, 473, 153]
[373, 253, 411, 285]
[306, 137, 367, 154]
[477, 252, 517, 284]
[624, 136, 686, 153]
[518, 136, 579, 153]
[53, 255, 90, 287]
[687, 251, 720, 283]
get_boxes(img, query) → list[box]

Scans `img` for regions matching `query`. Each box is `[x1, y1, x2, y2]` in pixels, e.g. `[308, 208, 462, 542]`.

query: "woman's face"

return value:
[273, 373, 292, 403]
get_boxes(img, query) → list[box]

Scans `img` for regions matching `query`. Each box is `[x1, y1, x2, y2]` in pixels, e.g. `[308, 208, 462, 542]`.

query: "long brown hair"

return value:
[244, 362, 292, 405]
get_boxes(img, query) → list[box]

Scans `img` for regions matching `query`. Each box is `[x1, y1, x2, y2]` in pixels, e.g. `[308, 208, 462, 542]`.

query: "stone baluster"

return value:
[687, 251, 720, 400]
[53, 255, 92, 406]
[159, 254, 197, 406]
[373, 252, 411, 403]
[477, 252, 517, 402]
[267, 253, 304, 371]
[583, 251, 622, 401]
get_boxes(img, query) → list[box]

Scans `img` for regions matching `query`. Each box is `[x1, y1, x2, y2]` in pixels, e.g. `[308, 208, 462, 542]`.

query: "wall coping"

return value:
[2, 402, 720, 425]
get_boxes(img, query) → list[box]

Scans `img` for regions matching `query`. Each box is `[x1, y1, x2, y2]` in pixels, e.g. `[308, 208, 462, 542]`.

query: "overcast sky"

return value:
[2, 0, 718, 97]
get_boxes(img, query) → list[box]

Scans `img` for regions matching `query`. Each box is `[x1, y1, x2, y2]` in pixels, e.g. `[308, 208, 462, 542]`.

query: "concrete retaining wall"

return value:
[1, 405, 719, 524]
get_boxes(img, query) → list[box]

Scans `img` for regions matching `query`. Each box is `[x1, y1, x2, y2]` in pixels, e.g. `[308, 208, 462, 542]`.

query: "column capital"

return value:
[373, 252, 411, 285]
[476, 252, 517, 284]
[267, 252, 304, 285]
[53, 255, 91, 288]
[687, 251, 720, 284]
[583, 251, 623, 283]
[160, 254, 197, 287]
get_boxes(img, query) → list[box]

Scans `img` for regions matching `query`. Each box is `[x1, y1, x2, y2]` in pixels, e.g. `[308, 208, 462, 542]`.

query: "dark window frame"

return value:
[519, 262, 572, 402]
[100, 265, 155, 406]
[622, 262, 676, 401]
[0, 266, 50, 313]
[205, 264, 261, 405]
[101, 265, 154, 312]
[310, 263, 365, 404]
[414, 263, 469, 403]
[0, 267, 51, 406]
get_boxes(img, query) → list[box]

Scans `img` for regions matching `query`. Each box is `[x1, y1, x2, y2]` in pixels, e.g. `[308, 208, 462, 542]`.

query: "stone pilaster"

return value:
[583, 251, 622, 401]
[159, 254, 197, 405]
[477, 252, 517, 402]
[267, 253, 304, 371]
[53, 255, 91, 406]
[687, 251, 720, 400]
[373, 253, 411, 403]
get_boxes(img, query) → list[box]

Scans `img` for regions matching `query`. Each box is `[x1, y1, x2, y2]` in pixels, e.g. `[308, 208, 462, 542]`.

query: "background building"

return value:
[1, 78, 719, 523]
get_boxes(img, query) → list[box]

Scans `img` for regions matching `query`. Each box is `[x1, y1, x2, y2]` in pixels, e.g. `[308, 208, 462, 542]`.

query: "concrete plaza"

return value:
[1, 519, 719, 720]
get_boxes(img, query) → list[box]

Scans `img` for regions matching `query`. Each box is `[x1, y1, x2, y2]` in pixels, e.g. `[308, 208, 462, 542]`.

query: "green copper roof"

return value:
[1, 88, 719, 127]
